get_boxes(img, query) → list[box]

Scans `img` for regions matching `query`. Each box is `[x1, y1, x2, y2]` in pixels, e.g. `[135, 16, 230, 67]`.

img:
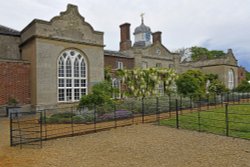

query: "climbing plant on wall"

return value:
[116, 68, 177, 98]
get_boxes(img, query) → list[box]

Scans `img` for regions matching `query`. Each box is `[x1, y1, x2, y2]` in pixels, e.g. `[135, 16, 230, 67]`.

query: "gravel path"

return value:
[1, 117, 250, 167]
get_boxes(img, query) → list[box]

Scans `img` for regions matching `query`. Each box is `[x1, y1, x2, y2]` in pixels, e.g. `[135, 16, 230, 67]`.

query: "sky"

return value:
[1, 0, 250, 71]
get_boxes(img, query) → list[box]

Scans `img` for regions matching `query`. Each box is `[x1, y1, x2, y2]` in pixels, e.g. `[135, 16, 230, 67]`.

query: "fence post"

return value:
[175, 99, 179, 129]
[221, 93, 223, 107]
[71, 107, 74, 136]
[114, 104, 117, 128]
[198, 101, 201, 132]
[247, 92, 249, 102]
[232, 91, 235, 104]
[190, 96, 193, 112]
[238, 92, 240, 104]
[94, 105, 97, 132]
[44, 110, 47, 140]
[156, 97, 160, 125]
[225, 103, 229, 136]
[214, 94, 217, 108]
[141, 97, 145, 123]
[180, 96, 183, 115]
[131, 101, 135, 124]
[227, 92, 229, 103]
[10, 113, 13, 146]
[40, 112, 43, 148]
[207, 94, 209, 110]
[169, 94, 172, 117]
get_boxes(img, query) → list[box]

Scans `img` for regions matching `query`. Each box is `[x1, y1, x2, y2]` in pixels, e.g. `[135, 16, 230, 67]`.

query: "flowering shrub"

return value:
[98, 110, 132, 121]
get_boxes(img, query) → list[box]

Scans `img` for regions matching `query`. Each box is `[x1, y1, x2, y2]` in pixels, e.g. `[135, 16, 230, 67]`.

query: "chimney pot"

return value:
[120, 23, 131, 51]
[152, 31, 162, 44]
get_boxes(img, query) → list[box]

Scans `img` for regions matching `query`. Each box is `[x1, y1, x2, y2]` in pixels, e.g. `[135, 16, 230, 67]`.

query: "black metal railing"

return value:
[165, 102, 250, 140]
[9, 92, 250, 147]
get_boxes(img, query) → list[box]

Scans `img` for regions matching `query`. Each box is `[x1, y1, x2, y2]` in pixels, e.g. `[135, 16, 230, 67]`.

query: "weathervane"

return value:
[140, 13, 145, 24]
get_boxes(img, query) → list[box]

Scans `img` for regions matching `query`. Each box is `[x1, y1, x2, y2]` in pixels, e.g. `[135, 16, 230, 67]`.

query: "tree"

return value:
[104, 66, 112, 83]
[190, 46, 225, 61]
[246, 71, 250, 81]
[207, 79, 227, 94]
[235, 80, 250, 92]
[117, 68, 177, 98]
[79, 81, 114, 107]
[176, 70, 206, 97]
[205, 74, 227, 94]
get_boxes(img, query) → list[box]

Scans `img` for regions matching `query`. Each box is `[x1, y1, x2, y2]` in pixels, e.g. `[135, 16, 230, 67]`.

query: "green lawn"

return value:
[160, 104, 250, 140]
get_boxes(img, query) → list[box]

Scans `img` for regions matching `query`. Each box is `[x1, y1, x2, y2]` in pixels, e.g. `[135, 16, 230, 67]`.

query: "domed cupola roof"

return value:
[133, 14, 151, 35]
[133, 13, 152, 47]
[134, 22, 151, 35]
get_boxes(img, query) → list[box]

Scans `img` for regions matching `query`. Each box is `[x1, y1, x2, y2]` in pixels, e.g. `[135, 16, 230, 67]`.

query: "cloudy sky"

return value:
[1, 0, 250, 71]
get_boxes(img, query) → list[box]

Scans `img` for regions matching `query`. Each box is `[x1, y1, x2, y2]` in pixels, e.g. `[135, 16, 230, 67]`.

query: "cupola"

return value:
[133, 13, 151, 47]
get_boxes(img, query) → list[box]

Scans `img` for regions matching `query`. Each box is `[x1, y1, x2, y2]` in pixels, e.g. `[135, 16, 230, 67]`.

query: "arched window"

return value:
[58, 50, 87, 102]
[228, 69, 234, 90]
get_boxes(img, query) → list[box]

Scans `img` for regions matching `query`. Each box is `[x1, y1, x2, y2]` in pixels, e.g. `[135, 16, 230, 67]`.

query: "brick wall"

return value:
[238, 67, 247, 84]
[104, 55, 134, 70]
[0, 60, 30, 105]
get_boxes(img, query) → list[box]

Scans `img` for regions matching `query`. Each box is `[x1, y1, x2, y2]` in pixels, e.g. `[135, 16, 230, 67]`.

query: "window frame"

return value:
[228, 69, 234, 90]
[116, 61, 124, 70]
[57, 50, 88, 102]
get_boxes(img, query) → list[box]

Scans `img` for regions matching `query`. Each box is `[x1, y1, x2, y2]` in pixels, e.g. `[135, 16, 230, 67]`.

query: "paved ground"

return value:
[1, 117, 250, 167]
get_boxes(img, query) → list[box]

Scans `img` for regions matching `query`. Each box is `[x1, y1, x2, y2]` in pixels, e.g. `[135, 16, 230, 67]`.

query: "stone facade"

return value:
[178, 49, 239, 88]
[0, 34, 20, 60]
[20, 4, 104, 109]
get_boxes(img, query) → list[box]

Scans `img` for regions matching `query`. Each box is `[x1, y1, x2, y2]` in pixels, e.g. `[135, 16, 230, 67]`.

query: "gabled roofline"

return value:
[21, 4, 103, 35]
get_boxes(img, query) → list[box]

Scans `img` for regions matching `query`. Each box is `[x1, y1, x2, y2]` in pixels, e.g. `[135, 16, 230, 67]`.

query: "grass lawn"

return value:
[160, 104, 250, 140]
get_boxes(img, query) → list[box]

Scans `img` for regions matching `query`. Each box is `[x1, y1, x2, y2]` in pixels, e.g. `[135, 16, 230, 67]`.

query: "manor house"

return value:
[0, 4, 245, 110]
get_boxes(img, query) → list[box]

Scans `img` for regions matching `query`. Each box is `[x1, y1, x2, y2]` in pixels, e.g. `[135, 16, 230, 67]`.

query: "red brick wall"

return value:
[238, 67, 247, 84]
[0, 61, 31, 105]
[104, 55, 134, 70]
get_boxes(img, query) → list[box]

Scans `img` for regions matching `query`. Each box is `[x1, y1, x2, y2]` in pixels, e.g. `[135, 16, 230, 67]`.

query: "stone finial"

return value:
[67, 4, 78, 12]
[227, 48, 233, 54]
[140, 13, 145, 24]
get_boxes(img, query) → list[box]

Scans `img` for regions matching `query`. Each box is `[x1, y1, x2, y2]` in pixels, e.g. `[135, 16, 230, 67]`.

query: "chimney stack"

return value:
[120, 23, 131, 51]
[152, 31, 162, 44]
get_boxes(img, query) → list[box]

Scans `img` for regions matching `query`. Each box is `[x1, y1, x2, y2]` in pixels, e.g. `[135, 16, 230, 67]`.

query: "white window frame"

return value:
[57, 50, 88, 102]
[116, 61, 124, 70]
[228, 69, 234, 90]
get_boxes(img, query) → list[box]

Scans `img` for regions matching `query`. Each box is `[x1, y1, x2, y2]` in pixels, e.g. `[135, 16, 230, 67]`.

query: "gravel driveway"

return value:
[1, 117, 250, 167]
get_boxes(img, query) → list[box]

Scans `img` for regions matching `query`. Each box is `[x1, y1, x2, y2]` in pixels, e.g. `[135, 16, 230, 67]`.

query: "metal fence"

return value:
[9, 92, 250, 148]
[166, 103, 250, 140]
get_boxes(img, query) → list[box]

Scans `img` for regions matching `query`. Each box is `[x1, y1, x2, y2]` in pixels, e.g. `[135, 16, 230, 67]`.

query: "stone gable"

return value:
[142, 43, 175, 60]
[21, 4, 103, 46]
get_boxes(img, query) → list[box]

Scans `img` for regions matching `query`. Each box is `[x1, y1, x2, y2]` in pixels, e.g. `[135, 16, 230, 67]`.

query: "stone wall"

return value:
[0, 34, 21, 60]
[0, 60, 30, 105]
[19, 4, 104, 109]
